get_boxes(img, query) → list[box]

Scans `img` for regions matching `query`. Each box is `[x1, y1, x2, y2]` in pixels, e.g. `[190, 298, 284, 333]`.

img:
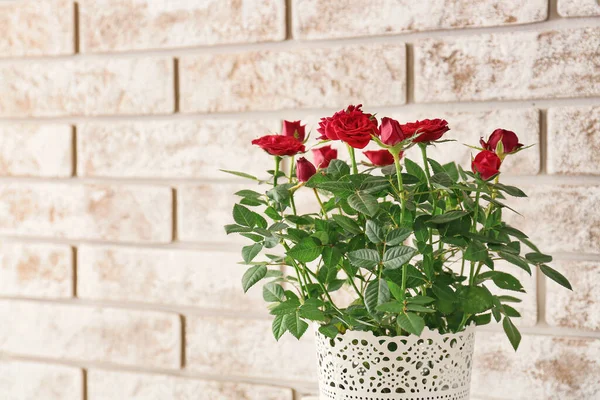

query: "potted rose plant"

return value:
[223, 105, 571, 399]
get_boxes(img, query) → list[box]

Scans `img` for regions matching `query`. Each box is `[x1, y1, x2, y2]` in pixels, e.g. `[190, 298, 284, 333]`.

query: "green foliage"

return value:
[225, 139, 570, 351]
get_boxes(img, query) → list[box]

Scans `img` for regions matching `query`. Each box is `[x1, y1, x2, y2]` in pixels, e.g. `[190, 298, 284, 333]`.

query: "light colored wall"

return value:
[0, 1, 599, 399]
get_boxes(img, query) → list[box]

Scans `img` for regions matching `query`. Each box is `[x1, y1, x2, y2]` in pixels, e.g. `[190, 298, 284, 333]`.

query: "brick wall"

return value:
[0, 1, 599, 399]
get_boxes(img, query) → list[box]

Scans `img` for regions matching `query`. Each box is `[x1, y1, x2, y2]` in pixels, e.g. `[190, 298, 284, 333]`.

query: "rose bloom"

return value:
[472, 150, 502, 180]
[363, 150, 396, 166]
[318, 105, 379, 149]
[401, 119, 449, 143]
[251, 135, 305, 156]
[312, 145, 338, 168]
[380, 117, 406, 146]
[282, 120, 306, 142]
[296, 157, 317, 182]
[480, 129, 523, 154]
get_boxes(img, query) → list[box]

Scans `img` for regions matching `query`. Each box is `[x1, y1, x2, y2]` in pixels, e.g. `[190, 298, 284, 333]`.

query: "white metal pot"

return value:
[314, 324, 476, 400]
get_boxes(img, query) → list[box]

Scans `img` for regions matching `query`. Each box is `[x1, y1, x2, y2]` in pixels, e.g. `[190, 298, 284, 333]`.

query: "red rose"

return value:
[401, 119, 449, 143]
[480, 129, 523, 154]
[282, 120, 306, 142]
[320, 105, 379, 149]
[312, 145, 338, 168]
[472, 150, 502, 180]
[380, 117, 407, 146]
[296, 157, 317, 182]
[251, 135, 305, 156]
[363, 150, 397, 166]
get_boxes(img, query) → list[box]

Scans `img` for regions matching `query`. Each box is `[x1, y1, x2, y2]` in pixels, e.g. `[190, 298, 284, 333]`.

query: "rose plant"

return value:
[223, 105, 571, 351]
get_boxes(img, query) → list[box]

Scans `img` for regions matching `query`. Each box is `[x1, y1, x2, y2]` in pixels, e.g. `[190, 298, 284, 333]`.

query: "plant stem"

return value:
[469, 187, 482, 285]
[347, 144, 358, 175]
[420, 144, 437, 247]
[282, 242, 307, 298]
[273, 156, 281, 187]
[313, 188, 329, 220]
[288, 156, 295, 183]
[392, 151, 405, 223]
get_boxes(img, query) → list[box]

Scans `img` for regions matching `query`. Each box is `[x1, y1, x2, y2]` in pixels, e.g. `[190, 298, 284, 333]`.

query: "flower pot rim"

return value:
[316, 322, 477, 341]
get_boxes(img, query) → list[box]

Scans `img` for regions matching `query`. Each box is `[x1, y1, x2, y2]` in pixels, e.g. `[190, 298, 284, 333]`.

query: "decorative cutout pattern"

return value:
[315, 324, 476, 400]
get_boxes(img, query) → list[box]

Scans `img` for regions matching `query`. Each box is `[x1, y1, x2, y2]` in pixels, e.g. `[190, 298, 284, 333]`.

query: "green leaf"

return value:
[318, 324, 339, 339]
[272, 315, 286, 341]
[525, 252, 553, 264]
[263, 282, 286, 302]
[494, 183, 527, 198]
[442, 162, 459, 182]
[501, 304, 521, 318]
[242, 265, 267, 293]
[473, 313, 492, 326]
[376, 301, 405, 313]
[347, 192, 379, 217]
[242, 243, 263, 264]
[322, 246, 342, 268]
[220, 169, 259, 181]
[464, 241, 488, 262]
[365, 279, 390, 314]
[397, 312, 425, 336]
[233, 204, 256, 227]
[284, 312, 309, 339]
[478, 271, 525, 292]
[405, 304, 435, 313]
[503, 317, 521, 351]
[270, 299, 301, 315]
[457, 286, 494, 314]
[540, 265, 572, 290]
[431, 172, 454, 189]
[264, 207, 282, 221]
[432, 284, 456, 303]
[497, 295, 522, 303]
[427, 211, 470, 224]
[299, 299, 327, 321]
[224, 224, 253, 234]
[287, 238, 321, 262]
[365, 220, 384, 244]
[327, 159, 351, 178]
[386, 228, 412, 246]
[348, 249, 381, 269]
[499, 252, 532, 274]
[387, 280, 404, 301]
[407, 295, 435, 305]
[404, 159, 427, 183]
[332, 214, 362, 235]
[235, 189, 263, 199]
[383, 246, 417, 270]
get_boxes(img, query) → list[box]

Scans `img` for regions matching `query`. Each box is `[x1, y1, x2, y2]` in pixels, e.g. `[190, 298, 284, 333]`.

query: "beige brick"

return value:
[88, 369, 292, 400]
[179, 44, 406, 113]
[80, 0, 285, 53]
[548, 106, 600, 176]
[0, 124, 72, 177]
[293, 0, 547, 40]
[0, 242, 72, 298]
[415, 27, 600, 102]
[0, 0, 74, 57]
[546, 260, 600, 331]
[0, 360, 82, 400]
[186, 316, 317, 381]
[558, 0, 600, 16]
[0, 57, 173, 117]
[0, 183, 172, 243]
[503, 185, 600, 254]
[177, 183, 248, 244]
[78, 246, 266, 313]
[0, 300, 181, 368]
[78, 120, 278, 178]
[472, 332, 600, 399]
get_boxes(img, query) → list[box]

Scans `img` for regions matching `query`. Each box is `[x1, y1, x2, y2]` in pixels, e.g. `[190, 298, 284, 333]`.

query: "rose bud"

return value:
[326, 104, 379, 149]
[401, 119, 450, 143]
[363, 150, 397, 166]
[312, 145, 338, 168]
[480, 129, 523, 155]
[251, 135, 305, 156]
[282, 120, 306, 142]
[472, 150, 502, 180]
[296, 157, 317, 182]
[380, 117, 406, 146]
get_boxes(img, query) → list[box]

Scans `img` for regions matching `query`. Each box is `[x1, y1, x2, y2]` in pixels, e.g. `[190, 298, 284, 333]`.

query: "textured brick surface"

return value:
[80, 0, 285, 53]
[186, 315, 317, 381]
[78, 120, 278, 178]
[558, 0, 600, 16]
[88, 370, 293, 400]
[546, 260, 600, 331]
[0, 124, 72, 177]
[415, 27, 600, 102]
[0, 58, 173, 117]
[0, 0, 74, 57]
[78, 246, 265, 312]
[548, 106, 600, 175]
[293, 0, 547, 39]
[177, 184, 246, 244]
[0, 183, 172, 243]
[504, 185, 600, 255]
[0, 242, 72, 298]
[0, 361, 82, 400]
[0, 301, 181, 368]
[473, 332, 600, 399]
[179, 44, 406, 113]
